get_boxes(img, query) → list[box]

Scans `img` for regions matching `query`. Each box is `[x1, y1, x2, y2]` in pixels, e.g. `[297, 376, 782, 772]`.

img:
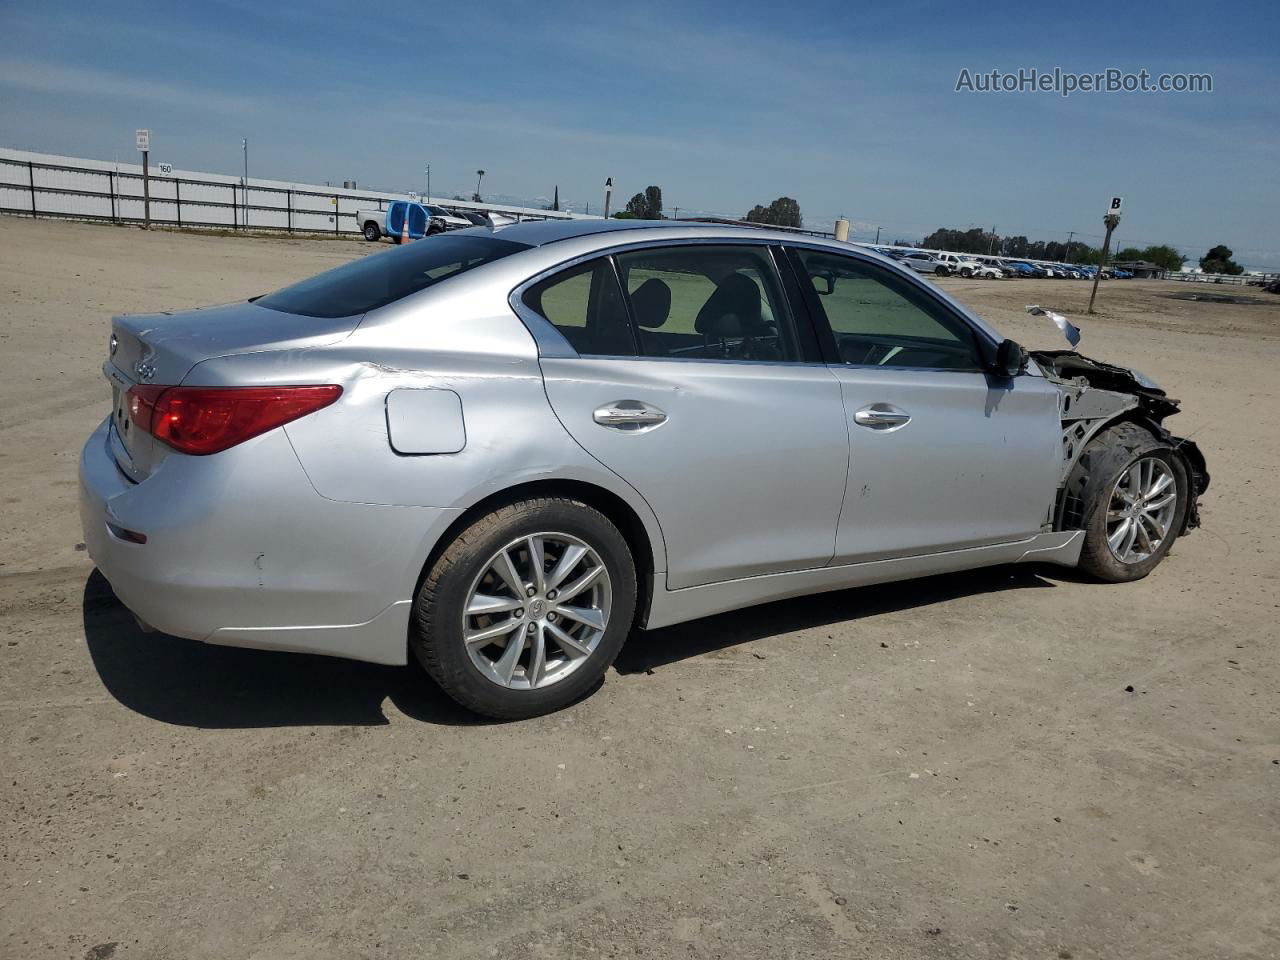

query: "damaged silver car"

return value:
[79, 220, 1208, 718]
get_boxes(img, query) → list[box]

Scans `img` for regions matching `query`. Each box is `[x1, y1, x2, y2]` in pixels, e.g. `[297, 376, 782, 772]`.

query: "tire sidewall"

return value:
[1079, 427, 1190, 581]
[413, 500, 637, 719]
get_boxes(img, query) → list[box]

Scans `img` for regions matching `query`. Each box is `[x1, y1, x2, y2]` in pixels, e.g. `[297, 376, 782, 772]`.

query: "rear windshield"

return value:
[256, 234, 528, 318]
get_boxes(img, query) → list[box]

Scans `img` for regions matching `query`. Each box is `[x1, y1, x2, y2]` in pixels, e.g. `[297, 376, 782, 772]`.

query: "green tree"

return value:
[624, 192, 648, 217]
[643, 185, 664, 219]
[1140, 244, 1186, 272]
[744, 197, 802, 228]
[1199, 244, 1242, 275]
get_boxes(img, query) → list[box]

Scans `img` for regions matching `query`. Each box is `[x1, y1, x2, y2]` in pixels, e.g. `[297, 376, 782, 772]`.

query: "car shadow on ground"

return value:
[615, 564, 1060, 674]
[81, 570, 482, 729]
[84, 565, 1061, 729]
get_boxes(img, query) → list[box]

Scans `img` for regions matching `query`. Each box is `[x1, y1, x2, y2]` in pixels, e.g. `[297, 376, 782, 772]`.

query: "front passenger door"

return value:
[788, 247, 1062, 564]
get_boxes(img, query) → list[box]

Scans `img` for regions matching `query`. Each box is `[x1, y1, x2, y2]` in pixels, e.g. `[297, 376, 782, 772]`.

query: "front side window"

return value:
[792, 249, 982, 370]
[521, 257, 636, 356]
[257, 234, 527, 318]
[613, 245, 800, 362]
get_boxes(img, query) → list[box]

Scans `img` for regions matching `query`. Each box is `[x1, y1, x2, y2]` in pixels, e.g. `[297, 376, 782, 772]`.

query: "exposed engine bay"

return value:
[1030, 349, 1210, 535]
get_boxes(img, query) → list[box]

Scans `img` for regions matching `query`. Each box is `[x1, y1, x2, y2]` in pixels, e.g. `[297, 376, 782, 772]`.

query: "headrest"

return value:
[695, 273, 763, 337]
[631, 278, 671, 329]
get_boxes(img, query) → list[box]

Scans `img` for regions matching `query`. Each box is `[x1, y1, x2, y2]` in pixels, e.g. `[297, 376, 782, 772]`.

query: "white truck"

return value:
[933, 252, 989, 277]
[356, 202, 472, 242]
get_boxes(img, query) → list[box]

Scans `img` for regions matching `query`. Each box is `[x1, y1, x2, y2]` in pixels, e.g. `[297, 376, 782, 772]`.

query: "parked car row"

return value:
[865, 247, 1131, 280]
[357, 202, 518, 243]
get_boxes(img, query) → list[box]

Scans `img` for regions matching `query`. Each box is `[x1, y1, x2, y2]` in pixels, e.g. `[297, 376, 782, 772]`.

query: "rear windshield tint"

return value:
[256, 234, 528, 318]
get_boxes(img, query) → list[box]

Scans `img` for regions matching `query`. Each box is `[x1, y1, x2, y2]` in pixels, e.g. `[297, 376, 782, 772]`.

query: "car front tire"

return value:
[411, 497, 637, 720]
[1072, 423, 1190, 582]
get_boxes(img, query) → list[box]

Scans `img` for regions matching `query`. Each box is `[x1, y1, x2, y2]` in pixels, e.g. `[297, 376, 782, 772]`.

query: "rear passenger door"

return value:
[523, 244, 849, 590]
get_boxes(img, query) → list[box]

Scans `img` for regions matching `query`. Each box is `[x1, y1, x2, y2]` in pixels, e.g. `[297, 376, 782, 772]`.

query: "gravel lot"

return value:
[2, 217, 1277, 960]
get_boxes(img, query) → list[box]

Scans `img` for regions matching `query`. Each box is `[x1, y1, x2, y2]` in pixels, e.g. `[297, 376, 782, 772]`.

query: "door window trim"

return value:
[509, 237, 828, 366]
[781, 244, 1001, 373]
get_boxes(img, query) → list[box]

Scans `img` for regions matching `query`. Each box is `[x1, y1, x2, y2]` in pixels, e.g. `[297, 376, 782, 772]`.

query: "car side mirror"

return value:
[991, 338, 1027, 377]
[811, 270, 836, 296]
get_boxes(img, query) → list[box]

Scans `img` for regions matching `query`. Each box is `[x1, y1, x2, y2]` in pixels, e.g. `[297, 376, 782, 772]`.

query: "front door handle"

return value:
[853, 403, 911, 431]
[593, 400, 668, 431]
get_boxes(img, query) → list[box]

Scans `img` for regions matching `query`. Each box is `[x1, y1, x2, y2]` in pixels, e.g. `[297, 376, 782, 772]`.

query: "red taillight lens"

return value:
[125, 384, 342, 455]
[127, 384, 168, 432]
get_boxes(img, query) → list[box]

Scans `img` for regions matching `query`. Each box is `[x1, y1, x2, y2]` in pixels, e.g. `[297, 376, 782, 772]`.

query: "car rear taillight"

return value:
[124, 384, 342, 455]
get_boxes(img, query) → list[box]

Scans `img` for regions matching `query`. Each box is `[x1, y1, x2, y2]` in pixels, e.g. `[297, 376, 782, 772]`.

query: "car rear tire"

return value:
[427, 221, 445, 236]
[411, 497, 637, 720]
[362, 221, 381, 242]
[1072, 423, 1190, 583]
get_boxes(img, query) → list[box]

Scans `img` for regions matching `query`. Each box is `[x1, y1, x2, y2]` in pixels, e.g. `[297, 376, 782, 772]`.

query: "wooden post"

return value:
[1087, 212, 1121, 315]
[142, 150, 151, 229]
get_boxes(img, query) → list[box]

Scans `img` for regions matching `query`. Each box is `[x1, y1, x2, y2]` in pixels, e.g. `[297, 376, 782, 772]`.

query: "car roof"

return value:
[495, 217, 788, 247]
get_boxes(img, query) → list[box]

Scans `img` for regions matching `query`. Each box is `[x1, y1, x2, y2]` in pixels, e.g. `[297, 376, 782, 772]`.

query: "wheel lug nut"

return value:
[526, 586, 536, 597]
[514, 608, 524, 619]
[527, 623, 537, 634]
[547, 590, 558, 600]
[547, 612, 557, 622]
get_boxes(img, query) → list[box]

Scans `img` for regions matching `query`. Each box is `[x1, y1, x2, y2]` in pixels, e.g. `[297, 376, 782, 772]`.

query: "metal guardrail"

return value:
[1164, 271, 1278, 286]
[0, 154, 568, 235]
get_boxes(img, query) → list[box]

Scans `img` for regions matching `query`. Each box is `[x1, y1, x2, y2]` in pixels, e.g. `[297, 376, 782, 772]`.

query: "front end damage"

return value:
[1031, 350, 1210, 536]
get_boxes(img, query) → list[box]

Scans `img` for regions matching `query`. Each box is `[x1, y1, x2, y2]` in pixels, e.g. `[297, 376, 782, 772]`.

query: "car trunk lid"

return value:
[104, 301, 363, 480]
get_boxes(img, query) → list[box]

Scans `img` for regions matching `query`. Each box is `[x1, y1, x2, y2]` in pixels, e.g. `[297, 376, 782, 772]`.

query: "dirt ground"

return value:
[2, 217, 1277, 960]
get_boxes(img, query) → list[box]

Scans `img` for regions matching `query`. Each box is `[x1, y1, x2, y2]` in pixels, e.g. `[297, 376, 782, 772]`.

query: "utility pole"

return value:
[1064, 230, 1075, 262]
[242, 138, 249, 228]
[603, 177, 613, 219]
[875, 226, 881, 244]
[425, 164, 431, 203]
[989, 225, 997, 255]
[673, 206, 680, 221]
[136, 129, 151, 229]
[1088, 199, 1124, 314]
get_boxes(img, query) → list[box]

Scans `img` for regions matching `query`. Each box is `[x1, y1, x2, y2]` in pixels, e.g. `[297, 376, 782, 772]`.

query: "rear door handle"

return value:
[853, 403, 911, 431]
[593, 400, 668, 431]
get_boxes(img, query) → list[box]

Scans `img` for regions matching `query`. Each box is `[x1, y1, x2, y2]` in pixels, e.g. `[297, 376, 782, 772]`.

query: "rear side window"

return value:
[613, 245, 801, 362]
[257, 235, 527, 318]
[521, 258, 636, 356]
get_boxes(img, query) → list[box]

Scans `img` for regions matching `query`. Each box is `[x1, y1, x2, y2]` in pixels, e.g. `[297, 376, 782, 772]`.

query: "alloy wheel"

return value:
[1105, 456, 1178, 564]
[462, 533, 612, 690]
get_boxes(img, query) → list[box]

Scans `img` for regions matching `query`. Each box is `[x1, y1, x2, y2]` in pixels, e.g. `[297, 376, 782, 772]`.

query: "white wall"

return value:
[0, 147, 591, 233]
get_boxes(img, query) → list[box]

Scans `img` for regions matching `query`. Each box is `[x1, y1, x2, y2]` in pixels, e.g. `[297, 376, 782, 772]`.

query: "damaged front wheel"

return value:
[1074, 423, 1190, 582]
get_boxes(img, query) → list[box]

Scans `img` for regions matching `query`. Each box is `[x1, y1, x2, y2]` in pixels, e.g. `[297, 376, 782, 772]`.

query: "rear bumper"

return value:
[79, 419, 460, 665]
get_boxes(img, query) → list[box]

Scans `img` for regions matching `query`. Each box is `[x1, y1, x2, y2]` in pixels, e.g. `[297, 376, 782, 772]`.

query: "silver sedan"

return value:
[79, 220, 1208, 718]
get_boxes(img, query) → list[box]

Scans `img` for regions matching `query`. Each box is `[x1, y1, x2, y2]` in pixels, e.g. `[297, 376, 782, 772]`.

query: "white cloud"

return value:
[0, 60, 263, 116]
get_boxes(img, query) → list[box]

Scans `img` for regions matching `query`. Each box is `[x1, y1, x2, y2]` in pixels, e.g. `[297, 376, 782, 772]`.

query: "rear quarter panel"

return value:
[182, 262, 669, 579]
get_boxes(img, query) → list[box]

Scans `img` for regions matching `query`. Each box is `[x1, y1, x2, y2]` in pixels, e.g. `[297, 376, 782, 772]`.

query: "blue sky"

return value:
[2, 0, 1278, 267]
